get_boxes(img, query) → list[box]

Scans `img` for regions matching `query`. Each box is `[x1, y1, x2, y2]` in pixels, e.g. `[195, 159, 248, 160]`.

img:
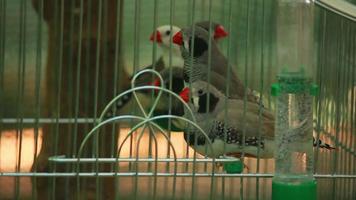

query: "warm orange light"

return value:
[0, 129, 43, 172]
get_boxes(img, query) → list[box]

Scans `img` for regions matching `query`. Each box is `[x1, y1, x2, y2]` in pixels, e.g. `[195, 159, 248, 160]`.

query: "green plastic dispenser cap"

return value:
[271, 67, 318, 95]
[278, 72, 310, 94]
[223, 159, 244, 174]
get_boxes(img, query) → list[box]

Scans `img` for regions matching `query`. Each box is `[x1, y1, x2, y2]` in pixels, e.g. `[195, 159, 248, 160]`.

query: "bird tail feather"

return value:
[313, 137, 336, 150]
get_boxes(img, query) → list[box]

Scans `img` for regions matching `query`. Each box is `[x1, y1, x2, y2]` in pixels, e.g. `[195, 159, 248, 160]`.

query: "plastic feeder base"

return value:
[272, 180, 316, 200]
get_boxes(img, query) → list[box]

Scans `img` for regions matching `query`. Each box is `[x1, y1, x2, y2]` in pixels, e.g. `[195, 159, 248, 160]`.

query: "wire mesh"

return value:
[0, 0, 355, 200]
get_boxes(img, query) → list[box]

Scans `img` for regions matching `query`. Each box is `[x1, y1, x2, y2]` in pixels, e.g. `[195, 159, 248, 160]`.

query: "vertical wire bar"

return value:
[147, 0, 158, 157]
[341, 19, 349, 200]
[350, 40, 355, 196]
[203, 0, 216, 198]
[315, 9, 327, 175]
[241, 0, 251, 199]
[63, 0, 76, 195]
[184, 0, 192, 173]
[186, 0, 192, 26]
[332, 17, 343, 200]
[128, 0, 142, 173]
[344, 20, 350, 200]
[168, 0, 178, 197]
[336, 17, 344, 199]
[266, 0, 275, 109]
[203, 2, 211, 168]
[133, 126, 149, 200]
[80, 0, 93, 197]
[350, 25, 356, 200]
[32, 0, 43, 199]
[83, 0, 92, 157]
[324, 13, 332, 193]
[49, 1, 60, 198]
[324, 11, 332, 196]
[166, 0, 174, 175]
[347, 22, 355, 200]
[222, 0, 233, 199]
[66, 1, 76, 131]
[132, 0, 141, 74]
[150, 0, 158, 70]
[349, 24, 354, 200]
[337, 39, 344, 195]
[165, 0, 176, 197]
[183, 2, 193, 192]
[329, 16, 335, 195]
[350, 23, 356, 199]
[132, 0, 141, 198]
[97, 0, 109, 197]
[73, 0, 84, 199]
[247, 3, 258, 198]
[73, 0, 84, 165]
[188, 0, 197, 199]
[151, 125, 159, 200]
[99, 6, 111, 196]
[149, 0, 159, 165]
[113, 0, 124, 199]
[15, 0, 27, 198]
[343, 22, 350, 199]
[320, 9, 328, 195]
[200, 0, 206, 19]
[326, 13, 334, 197]
[65, 0, 76, 159]
[338, 18, 345, 199]
[100, 0, 109, 122]
[0, 0, 5, 174]
[166, 0, 173, 167]
[187, 0, 197, 199]
[94, 1, 103, 199]
[256, 0, 266, 199]
[219, 0, 225, 26]
[52, 0, 64, 198]
[110, 0, 123, 171]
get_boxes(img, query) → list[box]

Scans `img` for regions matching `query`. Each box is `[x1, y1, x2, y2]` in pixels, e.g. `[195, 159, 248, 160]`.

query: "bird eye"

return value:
[198, 89, 203, 95]
[165, 30, 171, 35]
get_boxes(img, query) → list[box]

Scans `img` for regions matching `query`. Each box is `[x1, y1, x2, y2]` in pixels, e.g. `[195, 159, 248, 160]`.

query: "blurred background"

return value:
[0, 0, 355, 199]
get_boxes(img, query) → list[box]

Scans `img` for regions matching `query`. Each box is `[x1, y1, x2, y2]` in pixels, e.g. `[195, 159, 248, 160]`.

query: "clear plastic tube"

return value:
[271, 70, 318, 200]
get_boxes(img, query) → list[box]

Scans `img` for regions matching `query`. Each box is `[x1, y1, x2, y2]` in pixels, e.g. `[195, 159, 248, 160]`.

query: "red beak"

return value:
[179, 87, 190, 103]
[172, 31, 183, 45]
[152, 79, 161, 87]
[152, 79, 161, 95]
[214, 25, 228, 39]
[150, 31, 162, 43]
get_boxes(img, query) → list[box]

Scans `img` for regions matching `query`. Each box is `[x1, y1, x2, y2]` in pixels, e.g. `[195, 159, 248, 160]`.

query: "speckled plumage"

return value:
[181, 80, 334, 159]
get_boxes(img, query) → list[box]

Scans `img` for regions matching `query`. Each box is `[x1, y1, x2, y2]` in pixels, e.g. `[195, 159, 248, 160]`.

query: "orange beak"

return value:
[214, 25, 228, 39]
[150, 31, 162, 43]
[172, 31, 183, 45]
[179, 87, 190, 103]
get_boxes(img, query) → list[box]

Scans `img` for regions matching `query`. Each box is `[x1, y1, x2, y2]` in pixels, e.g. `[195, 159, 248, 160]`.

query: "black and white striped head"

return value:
[180, 80, 223, 113]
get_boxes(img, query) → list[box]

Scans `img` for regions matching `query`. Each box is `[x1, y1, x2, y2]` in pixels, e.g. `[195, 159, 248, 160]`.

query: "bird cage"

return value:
[0, 0, 355, 200]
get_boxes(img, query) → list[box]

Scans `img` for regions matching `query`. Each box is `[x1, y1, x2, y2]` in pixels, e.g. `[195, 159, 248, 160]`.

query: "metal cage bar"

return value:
[0, 0, 355, 200]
